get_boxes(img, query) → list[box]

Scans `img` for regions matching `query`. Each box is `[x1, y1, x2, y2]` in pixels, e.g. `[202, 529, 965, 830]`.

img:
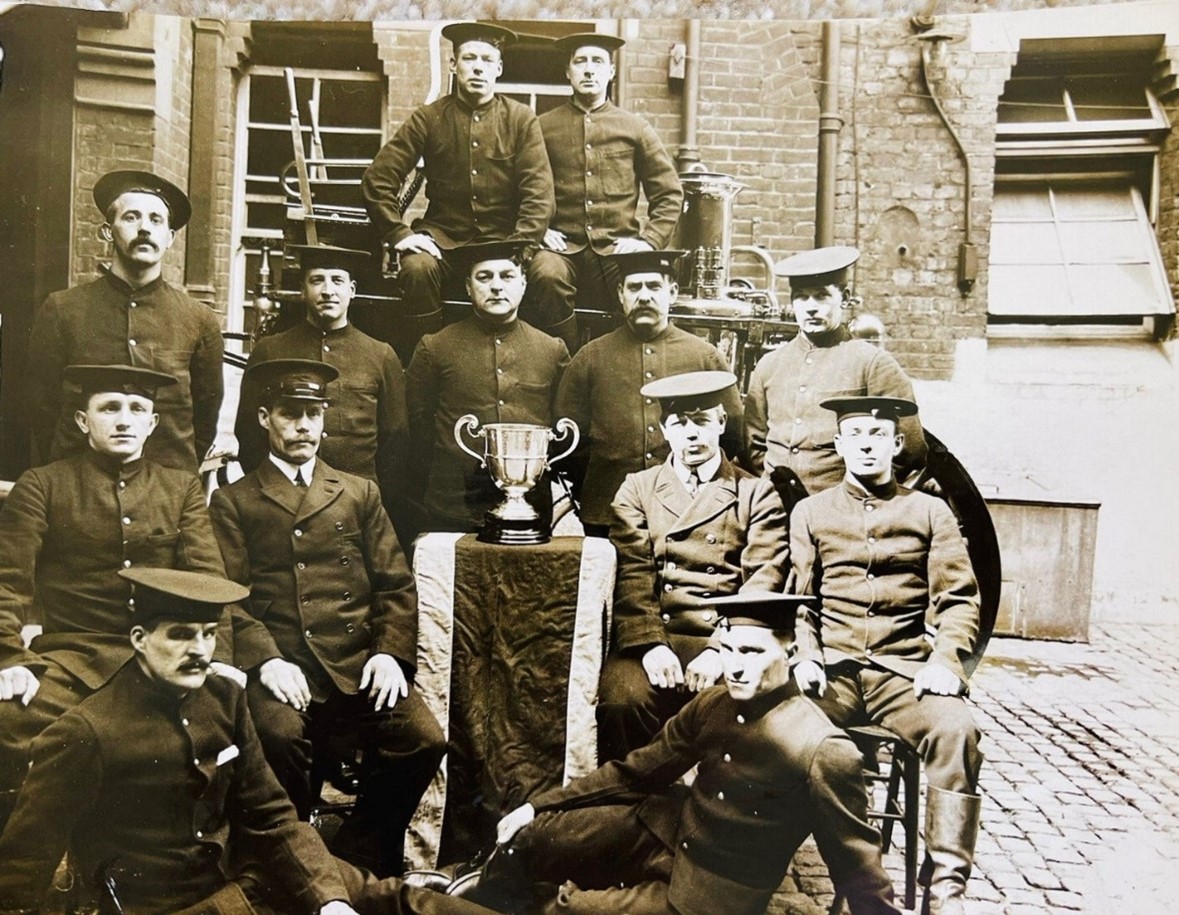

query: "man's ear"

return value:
[257, 406, 271, 431]
[892, 432, 905, 457]
[99, 224, 113, 242]
[717, 409, 728, 433]
[74, 410, 90, 436]
[130, 625, 148, 653]
[148, 412, 160, 437]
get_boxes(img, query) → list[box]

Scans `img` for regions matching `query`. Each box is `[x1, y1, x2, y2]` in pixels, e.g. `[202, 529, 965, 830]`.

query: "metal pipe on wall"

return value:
[676, 19, 702, 172]
[815, 20, 843, 247]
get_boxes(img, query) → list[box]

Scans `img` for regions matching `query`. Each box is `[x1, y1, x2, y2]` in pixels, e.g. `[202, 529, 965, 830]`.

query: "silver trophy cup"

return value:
[454, 415, 580, 544]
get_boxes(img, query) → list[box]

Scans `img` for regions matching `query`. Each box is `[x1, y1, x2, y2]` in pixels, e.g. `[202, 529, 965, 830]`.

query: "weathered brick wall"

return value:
[1155, 45, 1179, 338]
[154, 15, 194, 290]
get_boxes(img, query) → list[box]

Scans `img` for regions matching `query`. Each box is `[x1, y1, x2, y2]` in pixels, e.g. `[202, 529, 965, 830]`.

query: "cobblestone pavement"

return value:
[767, 622, 1179, 914]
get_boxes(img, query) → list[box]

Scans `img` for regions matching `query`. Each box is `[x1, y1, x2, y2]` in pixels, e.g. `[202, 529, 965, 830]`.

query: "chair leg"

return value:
[881, 744, 904, 854]
[902, 748, 920, 911]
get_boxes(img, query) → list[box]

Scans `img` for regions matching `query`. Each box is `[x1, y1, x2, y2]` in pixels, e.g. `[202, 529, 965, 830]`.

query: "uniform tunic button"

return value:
[867, 610, 874, 617]
[706, 534, 716, 543]
[118, 481, 127, 489]
[498, 399, 505, 406]
[193, 758, 200, 767]
[867, 573, 875, 580]
[701, 611, 713, 622]
[865, 505, 874, 512]
[182, 718, 189, 727]
[868, 536, 876, 544]
[664, 584, 673, 592]
[661, 614, 670, 622]
[128, 598, 135, 608]
[474, 115, 480, 122]
[130, 301, 137, 308]
[682, 841, 689, 850]
[301, 595, 310, 603]
[297, 562, 306, 570]
[706, 566, 715, 573]
[294, 529, 303, 537]
[645, 398, 653, 405]
[794, 417, 802, 424]
[122, 516, 131, 525]
[335, 522, 344, 531]
[866, 648, 874, 656]
[346, 623, 355, 633]
[196, 830, 203, 838]
[123, 560, 132, 568]
[723, 753, 732, 762]
[647, 425, 654, 432]
[496, 368, 503, 375]
[667, 562, 676, 570]
[644, 371, 653, 379]
[343, 591, 351, 600]
[736, 714, 745, 724]
[805, 357, 814, 365]
[645, 452, 653, 459]
[645, 348, 654, 355]
[495, 338, 502, 346]
[340, 557, 349, 565]
[472, 140, 479, 147]
[791, 447, 800, 454]
[305, 629, 313, 638]
[586, 170, 592, 177]
[129, 338, 137, 346]
[717, 791, 725, 800]
[471, 169, 478, 176]
[323, 345, 330, 353]
[798, 385, 806, 392]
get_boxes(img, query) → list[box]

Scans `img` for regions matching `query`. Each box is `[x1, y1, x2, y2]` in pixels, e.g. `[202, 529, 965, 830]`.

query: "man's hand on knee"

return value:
[259, 658, 312, 711]
[913, 662, 964, 698]
[610, 237, 653, 255]
[641, 645, 685, 691]
[209, 662, 247, 689]
[793, 659, 827, 697]
[0, 666, 39, 705]
[496, 802, 536, 846]
[543, 229, 568, 252]
[359, 653, 408, 711]
[320, 901, 360, 915]
[684, 648, 721, 692]
[395, 234, 442, 259]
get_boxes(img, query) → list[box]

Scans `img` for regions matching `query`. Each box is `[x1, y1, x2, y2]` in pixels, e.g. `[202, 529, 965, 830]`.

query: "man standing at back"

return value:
[235, 244, 407, 527]
[26, 170, 225, 472]
[525, 32, 683, 352]
[362, 22, 554, 360]
[554, 250, 742, 537]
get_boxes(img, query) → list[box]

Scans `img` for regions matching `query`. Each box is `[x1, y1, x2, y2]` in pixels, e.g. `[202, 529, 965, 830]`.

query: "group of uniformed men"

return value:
[0, 20, 983, 915]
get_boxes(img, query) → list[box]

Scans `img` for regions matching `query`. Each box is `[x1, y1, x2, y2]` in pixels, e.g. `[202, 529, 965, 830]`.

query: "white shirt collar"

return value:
[268, 453, 316, 485]
[671, 452, 722, 487]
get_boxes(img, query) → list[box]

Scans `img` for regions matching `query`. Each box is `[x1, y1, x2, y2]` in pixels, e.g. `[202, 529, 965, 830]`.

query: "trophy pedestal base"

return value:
[477, 514, 551, 546]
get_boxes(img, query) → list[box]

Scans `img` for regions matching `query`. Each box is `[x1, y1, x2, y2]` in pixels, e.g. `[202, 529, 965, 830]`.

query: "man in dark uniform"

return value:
[26, 170, 226, 472]
[405, 240, 569, 535]
[474, 592, 901, 915]
[790, 396, 982, 915]
[744, 246, 926, 510]
[0, 567, 500, 915]
[599, 371, 788, 760]
[525, 32, 683, 351]
[361, 22, 554, 359]
[554, 250, 742, 537]
[210, 359, 445, 878]
[0, 365, 239, 829]
[234, 244, 408, 530]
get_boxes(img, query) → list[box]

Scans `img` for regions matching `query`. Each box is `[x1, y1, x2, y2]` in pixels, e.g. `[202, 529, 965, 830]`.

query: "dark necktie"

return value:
[294, 469, 308, 488]
[687, 469, 700, 497]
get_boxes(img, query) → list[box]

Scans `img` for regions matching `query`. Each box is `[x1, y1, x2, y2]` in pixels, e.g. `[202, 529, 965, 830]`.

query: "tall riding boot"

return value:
[544, 313, 582, 354]
[921, 786, 981, 915]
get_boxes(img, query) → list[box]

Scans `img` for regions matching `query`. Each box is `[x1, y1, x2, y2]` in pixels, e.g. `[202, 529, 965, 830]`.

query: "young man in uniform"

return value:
[790, 396, 982, 915]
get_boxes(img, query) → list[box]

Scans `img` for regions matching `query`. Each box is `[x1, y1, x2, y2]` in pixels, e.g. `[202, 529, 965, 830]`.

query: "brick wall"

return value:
[1154, 45, 1179, 334]
[154, 15, 194, 290]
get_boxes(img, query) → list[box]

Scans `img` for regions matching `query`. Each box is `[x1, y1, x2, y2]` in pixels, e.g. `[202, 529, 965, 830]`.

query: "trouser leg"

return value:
[541, 880, 677, 915]
[331, 689, 447, 877]
[393, 252, 450, 364]
[335, 859, 501, 915]
[246, 679, 315, 819]
[0, 662, 90, 832]
[524, 250, 578, 348]
[596, 656, 689, 763]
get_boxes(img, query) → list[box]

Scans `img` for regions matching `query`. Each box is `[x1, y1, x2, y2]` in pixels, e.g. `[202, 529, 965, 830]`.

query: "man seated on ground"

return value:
[0, 567, 501, 915]
[210, 359, 445, 878]
[473, 591, 901, 915]
[0, 365, 239, 833]
[790, 396, 982, 915]
[405, 240, 569, 536]
[599, 370, 788, 761]
[554, 250, 742, 537]
[744, 246, 926, 511]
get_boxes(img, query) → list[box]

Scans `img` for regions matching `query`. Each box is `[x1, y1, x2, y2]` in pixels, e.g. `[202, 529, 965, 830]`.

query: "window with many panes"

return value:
[989, 36, 1174, 337]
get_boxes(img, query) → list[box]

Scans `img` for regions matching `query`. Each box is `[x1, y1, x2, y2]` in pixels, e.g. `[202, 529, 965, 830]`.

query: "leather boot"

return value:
[921, 786, 981, 915]
[544, 313, 582, 354]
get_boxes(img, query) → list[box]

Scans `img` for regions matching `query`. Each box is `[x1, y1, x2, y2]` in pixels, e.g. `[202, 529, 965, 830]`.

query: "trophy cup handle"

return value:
[548, 417, 581, 468]
[454, 414, 487, 468]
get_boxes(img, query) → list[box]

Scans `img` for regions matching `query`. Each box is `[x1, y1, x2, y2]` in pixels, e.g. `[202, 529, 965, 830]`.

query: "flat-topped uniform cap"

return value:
[453, 239, 529, 271]
[773, 245, 860, 287]
[554, 32, 625, 56]
[641, 370, 737, 415]
[93, 170, 192, 231]
[610, 248, 685, 279]
[442, 21, 517, 51]
[712, 591, 817, 632]
[244, 358, 338, 404]
[289, 244, 371, 275]
[64, 364, 178, 399]
[119, 567, 249, 626]
[821, 396, 918, 423]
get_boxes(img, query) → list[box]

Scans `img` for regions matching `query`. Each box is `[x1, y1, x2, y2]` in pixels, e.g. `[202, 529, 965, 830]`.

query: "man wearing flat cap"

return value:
[744, 245, 926, 510]
[0, 364, 239, 833]
[210, 359, 444, 878]
[599, 370, 788, 760]
[405, 240, 569, 535]
[524, 32, 683, 352]
[235, 244, 408, 528]
[555, 250, 742, 536]
[26, 169, 226, 473]
[362, 21, 555, 360]
[790, 396, 982, 915]
[0, 567, 500, 915]
[473, 591, 901, 915]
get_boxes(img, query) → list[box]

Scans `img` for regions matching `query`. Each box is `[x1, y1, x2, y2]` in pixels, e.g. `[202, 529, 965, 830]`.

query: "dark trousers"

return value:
[814, 663, 983, 793]
[247, 679, 446, 877]
[596, 633, 712, 762]
[524, 248, 620, 328]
